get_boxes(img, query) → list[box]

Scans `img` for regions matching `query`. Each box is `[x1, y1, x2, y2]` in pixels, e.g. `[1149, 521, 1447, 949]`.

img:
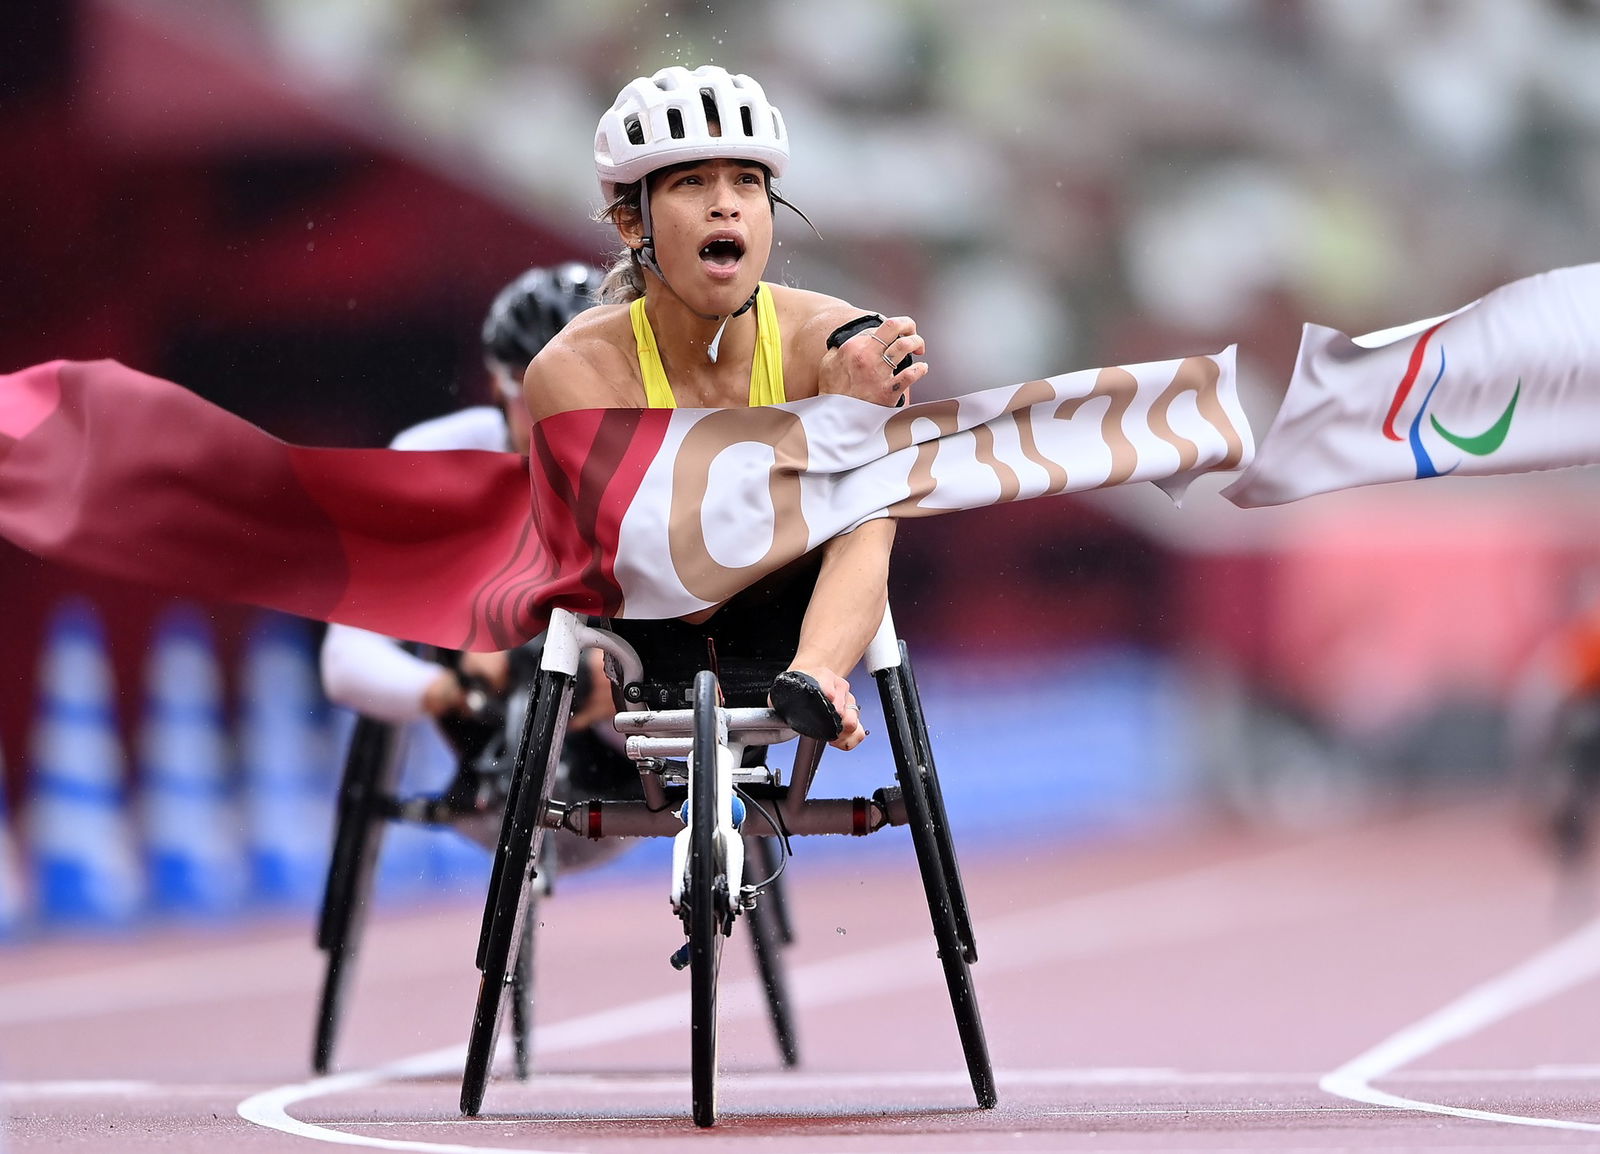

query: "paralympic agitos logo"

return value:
[1381, 319, 1521, 478]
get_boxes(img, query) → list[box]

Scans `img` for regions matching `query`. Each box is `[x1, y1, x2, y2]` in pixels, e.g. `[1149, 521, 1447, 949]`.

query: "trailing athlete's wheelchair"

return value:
[458, 595, 996, 1127]
[1544, 693, 1600, 870]
[311, 643, 800, 1080]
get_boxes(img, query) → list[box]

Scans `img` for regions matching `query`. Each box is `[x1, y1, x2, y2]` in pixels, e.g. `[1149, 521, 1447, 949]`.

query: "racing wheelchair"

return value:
[457, 596, 997, 1127]
[1544, 692, 1600, 872]
[310, 644, 800, 1080]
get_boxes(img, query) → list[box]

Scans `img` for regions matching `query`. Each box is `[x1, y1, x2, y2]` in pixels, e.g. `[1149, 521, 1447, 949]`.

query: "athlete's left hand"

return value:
[820, 315, 928, 405]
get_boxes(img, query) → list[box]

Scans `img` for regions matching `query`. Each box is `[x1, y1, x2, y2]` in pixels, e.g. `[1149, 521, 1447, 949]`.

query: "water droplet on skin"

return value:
[835, 926, 846, 935]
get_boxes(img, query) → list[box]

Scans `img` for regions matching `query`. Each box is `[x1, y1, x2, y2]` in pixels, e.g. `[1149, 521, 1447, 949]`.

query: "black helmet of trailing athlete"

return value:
[481, 262, 602, 377]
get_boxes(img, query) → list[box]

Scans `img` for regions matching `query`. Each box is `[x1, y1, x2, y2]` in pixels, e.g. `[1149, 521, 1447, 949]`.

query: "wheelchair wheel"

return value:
[508, 910, 535, 1080]
[312, 716, 402, 1075]
[475, 679, 535, 973]
[750, 833, 794, 945]
[1547, 700, 1600, 870]
[460, 668, 573, 1116]
[898, 642, 977, 963]
[506, 828, 558, 1080]
[875, 665, 997, 1110]
[689, 670, 726, 1128]
[745, 844, 799, 1068]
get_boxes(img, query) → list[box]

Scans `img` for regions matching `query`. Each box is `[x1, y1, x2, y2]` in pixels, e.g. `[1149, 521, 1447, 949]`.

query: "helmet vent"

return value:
[739, 105, 754, 138]
[624, 113, 644, 146]
[666, 107, 685, 140]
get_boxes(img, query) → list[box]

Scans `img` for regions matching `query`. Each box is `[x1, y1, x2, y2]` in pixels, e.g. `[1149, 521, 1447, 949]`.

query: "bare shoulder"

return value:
[522, 303, 643, 421]
[771, 284, 876, 348]
[770, 285, 883, 398]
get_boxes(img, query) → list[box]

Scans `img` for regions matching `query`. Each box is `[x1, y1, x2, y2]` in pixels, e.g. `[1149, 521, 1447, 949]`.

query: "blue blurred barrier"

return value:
[429, 819, 493, 894]
[10, 607, 1196, 930]
[240, 614, 336, 908]
[9, 602, 528, 939]
[842, 644, 1193, 853]
[25, 600, 145, 927]
[139, 605, 248, 918]
[912, 645, 1194, 839]
[0, 741, 29, 939]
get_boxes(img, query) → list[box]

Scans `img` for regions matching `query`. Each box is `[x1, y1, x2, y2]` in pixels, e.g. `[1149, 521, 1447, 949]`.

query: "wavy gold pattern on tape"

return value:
[971, 413, 1023, 504]
[883, 399, 963, 515]
[1149, 356, 1245, 471]
[1056, 367, 1138, 487]
[667, 407, 811, 602]
[1004, 378, 1070, 496]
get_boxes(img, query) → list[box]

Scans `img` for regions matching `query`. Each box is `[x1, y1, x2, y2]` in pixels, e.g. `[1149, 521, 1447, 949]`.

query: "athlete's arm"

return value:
[321, 623, 464, 723]
[784, 516, 897, 750]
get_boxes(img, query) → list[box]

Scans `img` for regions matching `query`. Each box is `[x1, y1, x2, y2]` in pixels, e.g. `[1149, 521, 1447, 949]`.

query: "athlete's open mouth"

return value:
[699, 235, 745, 269]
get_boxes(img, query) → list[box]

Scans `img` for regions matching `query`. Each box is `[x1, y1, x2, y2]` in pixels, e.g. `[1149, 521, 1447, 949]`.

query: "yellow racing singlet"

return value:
[630, 283, 786, 408]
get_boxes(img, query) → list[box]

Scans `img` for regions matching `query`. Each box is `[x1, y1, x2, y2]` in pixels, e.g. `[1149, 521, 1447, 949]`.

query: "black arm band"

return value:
[826, 314, 885, 350]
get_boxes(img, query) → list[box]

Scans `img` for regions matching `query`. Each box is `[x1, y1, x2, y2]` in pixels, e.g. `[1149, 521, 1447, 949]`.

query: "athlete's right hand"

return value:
[459, 650, 511, 693]
[422, 668, 467, 718]
[423, 650, 512, 718]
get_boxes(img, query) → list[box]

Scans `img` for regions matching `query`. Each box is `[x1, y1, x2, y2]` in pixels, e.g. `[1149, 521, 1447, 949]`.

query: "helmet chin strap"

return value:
[636, 183, 756, 364]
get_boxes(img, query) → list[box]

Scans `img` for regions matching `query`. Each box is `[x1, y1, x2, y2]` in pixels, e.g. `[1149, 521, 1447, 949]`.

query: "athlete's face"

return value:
[638, 158, 772, 313]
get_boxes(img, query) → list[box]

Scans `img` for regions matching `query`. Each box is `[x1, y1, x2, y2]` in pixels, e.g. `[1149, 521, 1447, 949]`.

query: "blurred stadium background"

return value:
[3, 0, 1600, 934]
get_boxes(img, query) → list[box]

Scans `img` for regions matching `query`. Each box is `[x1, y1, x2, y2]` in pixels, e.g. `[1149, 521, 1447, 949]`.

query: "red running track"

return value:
[4, 801, 1600, 1152]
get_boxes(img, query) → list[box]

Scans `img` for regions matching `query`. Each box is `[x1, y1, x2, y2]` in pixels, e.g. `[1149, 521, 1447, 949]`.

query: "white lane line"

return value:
[16, 1062, 1596, 1107]
[240, 822, 1433, 1152]
[335, 1118, 680, 1127]
[0, 1080, 272, 1099]
[1043, 1107, 1370, 1117]
[0, 926, 462, 1026]
[1320, 914, 1600, 1133]
[239, 1046, 543, 1154]
[0, 1080, 159, 1097]
[1407, 1064, 1600, 1083]
[353, 1065, 1600, 1093]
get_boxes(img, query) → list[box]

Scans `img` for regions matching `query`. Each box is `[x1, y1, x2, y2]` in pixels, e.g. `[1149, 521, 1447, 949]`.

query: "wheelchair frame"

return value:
[310, 641, 799, 1083]
[312, 696, 540, 1080]
[458, 606, 996, 1127]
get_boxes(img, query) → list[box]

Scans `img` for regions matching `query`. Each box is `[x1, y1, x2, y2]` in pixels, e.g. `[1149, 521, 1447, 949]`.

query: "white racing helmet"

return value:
[595, 64, 789, 199]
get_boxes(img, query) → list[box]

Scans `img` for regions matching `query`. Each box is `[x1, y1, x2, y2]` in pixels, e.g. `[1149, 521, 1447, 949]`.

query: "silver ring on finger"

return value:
[869, 334, 892, 352]
[882, 352, 897, 370]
